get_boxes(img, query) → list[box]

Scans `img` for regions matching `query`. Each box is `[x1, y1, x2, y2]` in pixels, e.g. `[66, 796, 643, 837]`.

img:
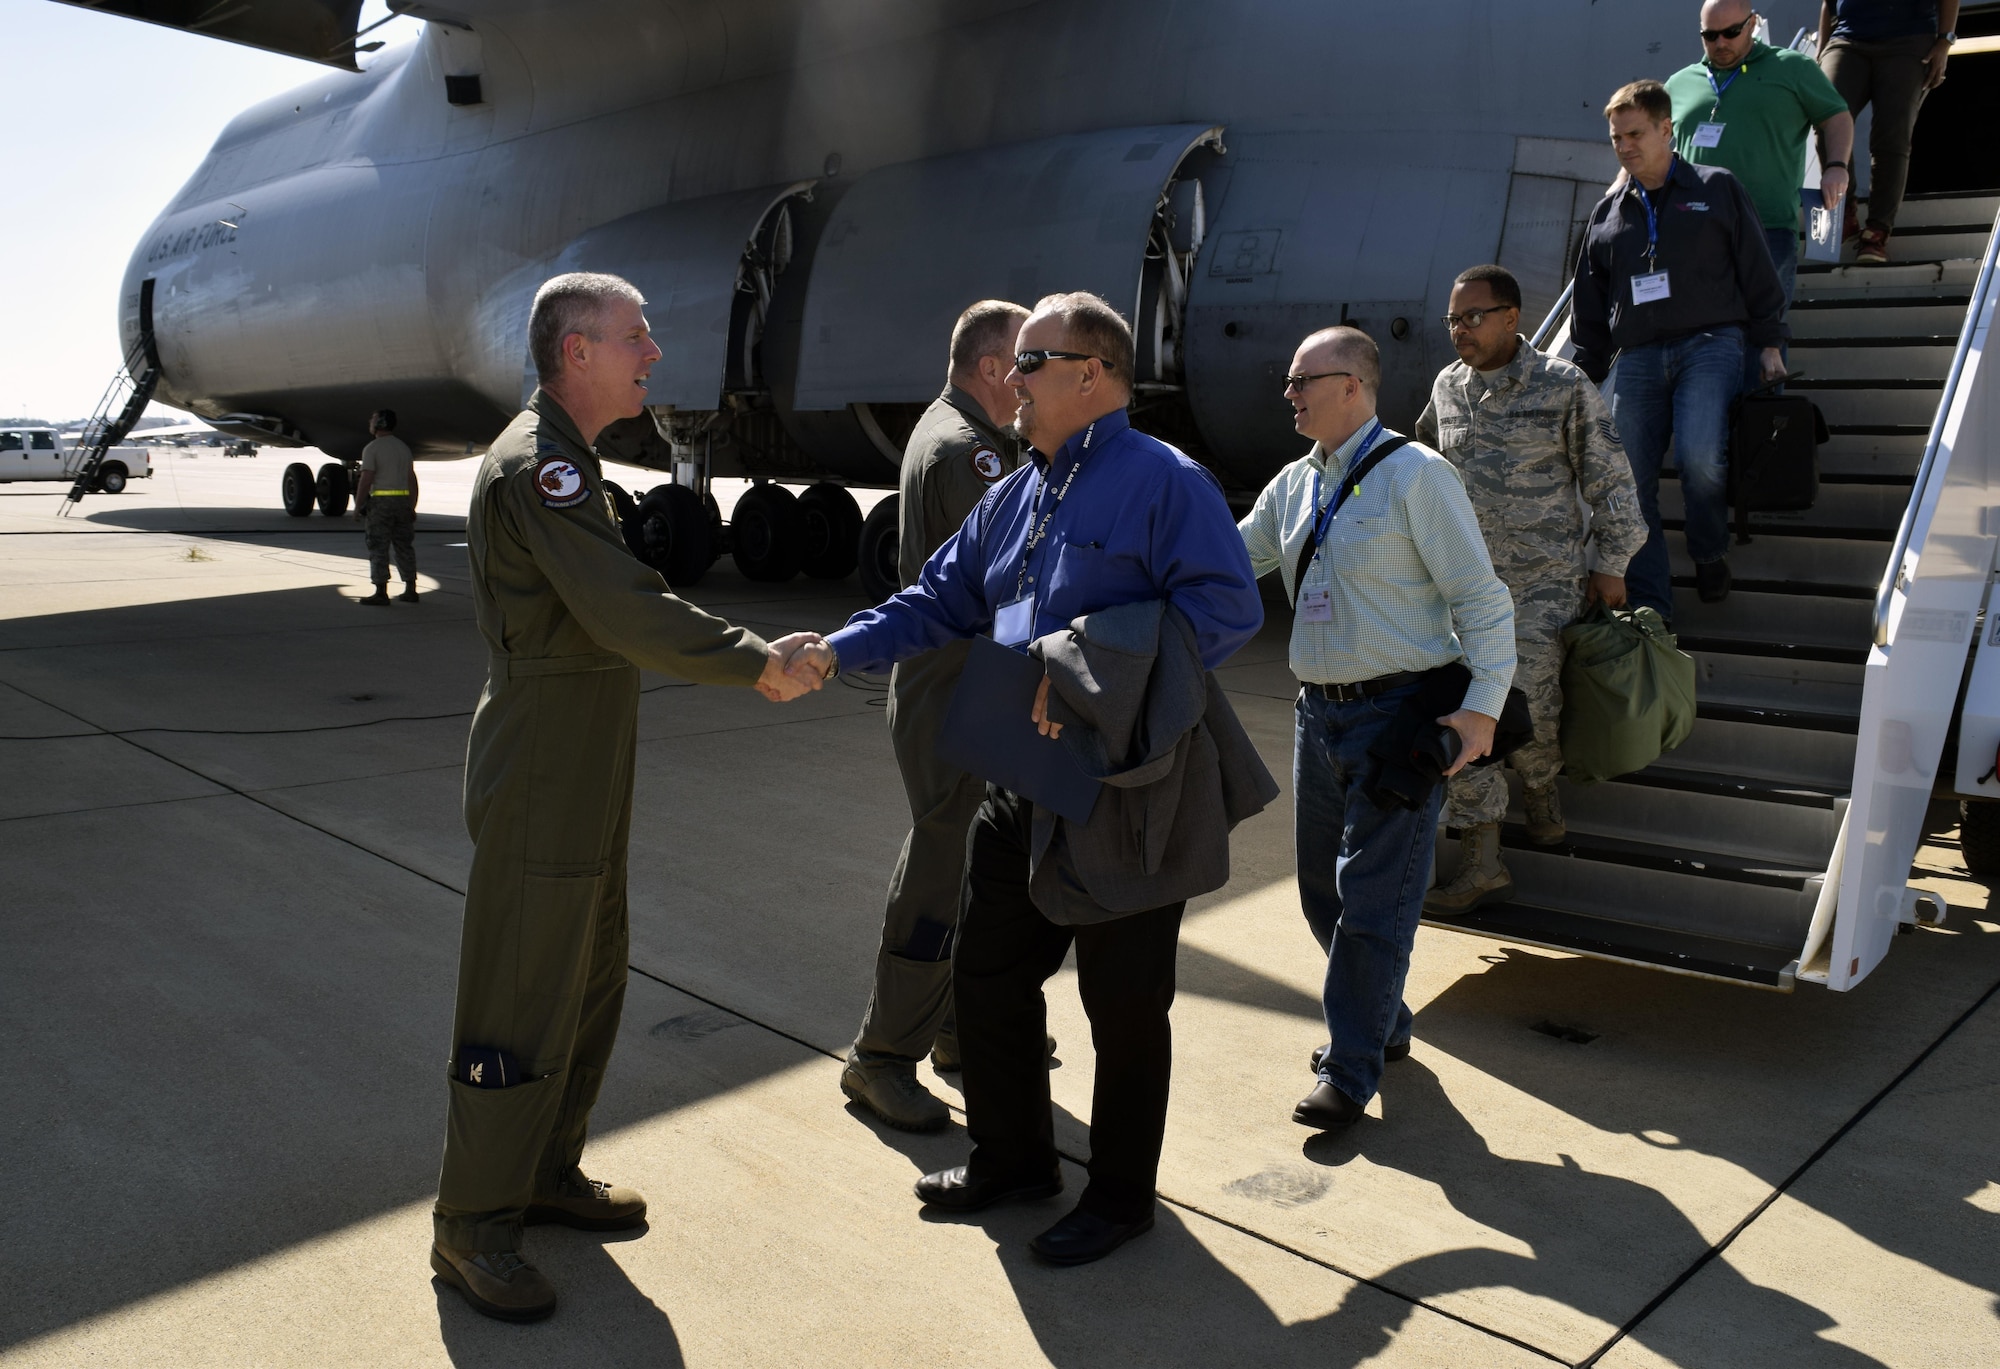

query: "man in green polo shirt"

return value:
[1667, 1, 1854, 319]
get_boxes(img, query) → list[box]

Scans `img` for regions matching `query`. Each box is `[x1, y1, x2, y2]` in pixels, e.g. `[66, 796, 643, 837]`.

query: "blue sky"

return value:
[2, 0, 419, 420]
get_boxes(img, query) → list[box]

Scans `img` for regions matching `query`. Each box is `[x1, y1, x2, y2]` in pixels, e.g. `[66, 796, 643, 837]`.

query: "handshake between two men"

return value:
[755, 631, 1070, 737]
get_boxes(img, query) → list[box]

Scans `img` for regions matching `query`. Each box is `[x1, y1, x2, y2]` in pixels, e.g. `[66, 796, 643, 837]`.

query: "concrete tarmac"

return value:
[3, 453, 1996, 1367]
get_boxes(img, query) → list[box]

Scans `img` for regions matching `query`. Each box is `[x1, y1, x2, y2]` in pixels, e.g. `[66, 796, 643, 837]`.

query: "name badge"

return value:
[1631, 270, 1673, 304]
[1299, 587, 1333, 624]
[1691, 121, 1726, 149]
[994, 595, 1034, 647]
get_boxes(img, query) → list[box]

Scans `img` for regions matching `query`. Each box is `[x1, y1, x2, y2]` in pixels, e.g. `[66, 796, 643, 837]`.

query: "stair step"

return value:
[1425, 903, 1799, 988]
[1547, 770, 1842, 867]
[1807, 388, 1942, 427]
[1667, 535, 1889, 591]
[1869, 229, 1992, 261]
[1668, 714, 1858, 788]
[1789, 302, 1970, 338]
[1783, 344, 1953, 381]
[1794, 260, 1983, 297]
[1894, 193, 2000, 229]
[1669, 586, 1871, 657]
[1690, 651, 1863, 716]
[1659, 480, 1908, 537]
[1437, 834, 1815, 946]
[1817, 432, 1925, 478]
[1496, 823, 1821, 890]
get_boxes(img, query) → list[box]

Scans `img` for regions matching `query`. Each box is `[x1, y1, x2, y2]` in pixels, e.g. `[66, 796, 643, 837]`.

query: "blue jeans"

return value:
[1294, 682, 1441, 1108]
[1602, 325, 1745, 617]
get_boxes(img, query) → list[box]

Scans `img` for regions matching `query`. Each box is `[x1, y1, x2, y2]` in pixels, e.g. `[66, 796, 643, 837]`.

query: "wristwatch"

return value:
[1939, 30, 1957, 44]
[1825, 160, 1848, 171]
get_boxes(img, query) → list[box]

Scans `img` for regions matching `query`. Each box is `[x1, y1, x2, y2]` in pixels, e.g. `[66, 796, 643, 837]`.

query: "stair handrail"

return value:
[57, 333, 158, 517]
[1530, 279, 1575, 351]
[1872, 203, 2000, 647]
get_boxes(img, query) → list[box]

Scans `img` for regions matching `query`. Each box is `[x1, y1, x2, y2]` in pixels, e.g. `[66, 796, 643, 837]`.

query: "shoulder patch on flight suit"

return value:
[969, 447, 1004, 481]
[534, 455, 591, 508]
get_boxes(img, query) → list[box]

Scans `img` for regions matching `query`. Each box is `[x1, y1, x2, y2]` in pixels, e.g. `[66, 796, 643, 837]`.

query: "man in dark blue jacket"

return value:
[785, 292, 1263, 1266]
[1572, 78, 1788, 615]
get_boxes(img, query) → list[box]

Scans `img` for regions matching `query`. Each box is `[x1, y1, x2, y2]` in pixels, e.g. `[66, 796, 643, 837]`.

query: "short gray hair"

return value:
[949, 299, 1031, 378]
[1033, 291, 1135, 385]
[529, 272, 646, 382]
[1299, 325, 1381, 397]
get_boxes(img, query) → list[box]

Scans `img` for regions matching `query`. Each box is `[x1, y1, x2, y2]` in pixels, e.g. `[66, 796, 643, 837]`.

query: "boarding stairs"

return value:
[58, 333, 159, 516]
[1432, 190, 2000, 990]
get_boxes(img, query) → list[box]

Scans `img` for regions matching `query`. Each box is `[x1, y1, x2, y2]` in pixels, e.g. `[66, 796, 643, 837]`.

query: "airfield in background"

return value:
[1, 452, 1996, 1368]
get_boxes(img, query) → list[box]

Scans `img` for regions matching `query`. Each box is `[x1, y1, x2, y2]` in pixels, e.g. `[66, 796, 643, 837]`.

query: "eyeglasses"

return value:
[1014, 350, 1107, 374]
[1283, 370, 1353, 392]
[1442, 306, 1514, 331]
[1699, 15, 1752, 42]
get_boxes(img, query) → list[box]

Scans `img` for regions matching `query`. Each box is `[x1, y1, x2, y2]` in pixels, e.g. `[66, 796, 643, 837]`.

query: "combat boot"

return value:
[1424, 822, 1513, 917]
[526, 1169, 647, 1230]
[430, 1242, 557, 1322]
[1522, 783, 1566, 845]
[931, 1031, 1057, 1074]
[841, 1049, 949, 1132]
[397, 582, 420, 603]
[359, 584, 391, 606]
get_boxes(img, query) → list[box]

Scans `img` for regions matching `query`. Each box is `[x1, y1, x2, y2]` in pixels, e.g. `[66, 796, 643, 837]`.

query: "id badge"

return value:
[1691, 121, 1725, 149]
[1299, 587, 1333, 624]
[1631, 270, 1672, 304]
[994, 595, 1034, 647]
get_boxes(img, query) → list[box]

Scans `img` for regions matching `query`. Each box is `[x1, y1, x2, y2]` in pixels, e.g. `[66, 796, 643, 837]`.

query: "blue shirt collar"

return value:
[1031, 406, 1130, 472]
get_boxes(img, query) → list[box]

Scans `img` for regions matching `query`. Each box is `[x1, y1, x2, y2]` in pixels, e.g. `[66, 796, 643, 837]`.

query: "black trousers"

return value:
[954, 786, 1185, 1223]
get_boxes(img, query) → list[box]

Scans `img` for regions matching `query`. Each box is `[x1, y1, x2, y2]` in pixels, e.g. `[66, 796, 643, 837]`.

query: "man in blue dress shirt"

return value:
[785, 292, 1263, 1266]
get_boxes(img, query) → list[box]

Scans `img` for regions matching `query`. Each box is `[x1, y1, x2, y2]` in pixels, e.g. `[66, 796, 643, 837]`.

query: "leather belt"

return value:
[490, 652, 627, 680]
[1300, 670, 1426, 703]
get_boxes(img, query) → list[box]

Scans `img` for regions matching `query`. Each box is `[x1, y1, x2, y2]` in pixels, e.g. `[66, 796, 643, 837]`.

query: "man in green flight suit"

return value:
[840, 299, 1030, 1132]
[430, 272, 816, 1322]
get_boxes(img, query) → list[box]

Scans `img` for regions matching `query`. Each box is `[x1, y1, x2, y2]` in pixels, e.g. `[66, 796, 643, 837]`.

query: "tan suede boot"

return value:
[1523, 783, 1566, 845]
[430, 1243, 557, 1322]
[1424, 822, 1513, 916]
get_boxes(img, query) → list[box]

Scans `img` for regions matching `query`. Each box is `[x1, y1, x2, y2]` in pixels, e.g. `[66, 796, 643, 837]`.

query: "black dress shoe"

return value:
[1293, 1081, 1366, 1132]
[1695, 558, 1732, 603]
[914, 1164, 1062, 1213]
[1308, 1040, 1409, 1075]
[1028, 1206, 1155, 1266]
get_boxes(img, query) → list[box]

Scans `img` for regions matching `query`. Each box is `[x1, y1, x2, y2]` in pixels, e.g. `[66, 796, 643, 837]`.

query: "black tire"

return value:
[315, 461, 350, 517]
[632, 484, 713, 587]
[730, 483, 805, 582]
[797, 482, 863, 580]
[95, 463, 128, 494]
[604, 480, 638, 554]
[857, 494, 901, 604]
[1964, 801, 2000, 883]
[282, 462, 316, 517]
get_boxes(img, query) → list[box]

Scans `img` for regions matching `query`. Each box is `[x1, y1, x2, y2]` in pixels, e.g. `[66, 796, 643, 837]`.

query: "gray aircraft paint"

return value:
[94, 0, 1825, 495]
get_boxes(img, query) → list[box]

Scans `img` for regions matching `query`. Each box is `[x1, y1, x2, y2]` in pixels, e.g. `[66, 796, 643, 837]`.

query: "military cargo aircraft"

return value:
[46, 0, 2000, 995]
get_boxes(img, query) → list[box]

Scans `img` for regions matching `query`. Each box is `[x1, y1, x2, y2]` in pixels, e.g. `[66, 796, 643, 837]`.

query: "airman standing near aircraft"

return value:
[431, 272, 816, 1323]
[841, 300, 1031, 1132]
[1416, 265, 1647, 914]
[354, 408, 419, 604]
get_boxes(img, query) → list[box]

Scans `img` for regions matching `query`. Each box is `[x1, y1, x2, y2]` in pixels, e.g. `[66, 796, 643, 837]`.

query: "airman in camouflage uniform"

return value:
[1415, 266, 1646, 914]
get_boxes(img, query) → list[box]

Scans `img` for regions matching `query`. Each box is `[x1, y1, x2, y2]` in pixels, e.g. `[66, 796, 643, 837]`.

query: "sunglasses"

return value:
[1283, 370, 1353, 392]
[1699, 15, 1752, 42]
[1015, 349, 1109, 374]
[1442, 306, 1514, 331]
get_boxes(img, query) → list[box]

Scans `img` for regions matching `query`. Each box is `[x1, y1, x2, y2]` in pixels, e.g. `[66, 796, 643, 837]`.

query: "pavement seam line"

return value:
[1576, 963, 2000, 1368]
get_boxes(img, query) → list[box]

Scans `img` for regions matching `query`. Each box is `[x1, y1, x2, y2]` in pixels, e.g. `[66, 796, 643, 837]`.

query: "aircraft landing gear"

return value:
[730, 483, 805, 582]
[314, 462, 351, 517]
[607, 471, 877, 593]
[857, 493, 901, 604]
[797, 483, 862, 581]
[629, 484, 714, 587]
[282, 462, 316, 517]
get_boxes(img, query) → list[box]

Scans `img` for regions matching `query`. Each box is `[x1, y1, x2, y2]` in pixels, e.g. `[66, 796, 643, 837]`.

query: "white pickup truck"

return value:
[0, 428, 152, 492]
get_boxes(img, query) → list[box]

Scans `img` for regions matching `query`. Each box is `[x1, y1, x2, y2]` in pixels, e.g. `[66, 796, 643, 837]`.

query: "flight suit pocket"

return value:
[437, 1069, 566, 1215]
[514, 865, 604, 1061]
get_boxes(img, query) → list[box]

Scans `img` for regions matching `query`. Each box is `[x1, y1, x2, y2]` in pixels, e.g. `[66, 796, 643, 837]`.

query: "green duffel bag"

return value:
[1559, 605, 1697, 783]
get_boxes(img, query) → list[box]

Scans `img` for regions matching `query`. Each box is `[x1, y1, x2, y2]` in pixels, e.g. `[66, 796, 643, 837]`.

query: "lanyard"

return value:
[1307, 420, 1384, 561]
[1632, 157, 1675, 269]
[1013, 420, 1095, 601]
[1705, 63, 1743, 106]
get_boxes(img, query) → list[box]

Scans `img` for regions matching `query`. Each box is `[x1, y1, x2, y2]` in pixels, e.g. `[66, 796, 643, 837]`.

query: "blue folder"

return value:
[936, 635, 1104, 824]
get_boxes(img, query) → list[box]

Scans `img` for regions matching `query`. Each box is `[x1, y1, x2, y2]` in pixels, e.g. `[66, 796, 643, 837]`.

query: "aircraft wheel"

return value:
[633, 484, 713, 587]
[797, 482, 862, 580]
[730, 483, 804, 583]
[95, 463, 128, 494]
[1964, 800, 2000, 883]
[857, 494, 901, 604]
[282, 463, 316, 517]
[315, 461, 350, 517]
